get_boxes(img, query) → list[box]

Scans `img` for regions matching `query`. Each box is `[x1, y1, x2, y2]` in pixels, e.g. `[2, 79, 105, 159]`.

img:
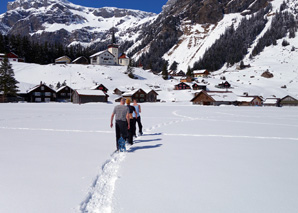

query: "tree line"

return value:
[0, 33, 94, 64]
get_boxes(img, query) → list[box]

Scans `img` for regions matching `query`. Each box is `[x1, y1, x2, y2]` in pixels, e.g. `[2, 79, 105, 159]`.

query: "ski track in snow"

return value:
[79, 151, 127, 213]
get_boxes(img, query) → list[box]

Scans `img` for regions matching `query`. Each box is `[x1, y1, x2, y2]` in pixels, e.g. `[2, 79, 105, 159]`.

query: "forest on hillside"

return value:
[193, 3, 297, 71]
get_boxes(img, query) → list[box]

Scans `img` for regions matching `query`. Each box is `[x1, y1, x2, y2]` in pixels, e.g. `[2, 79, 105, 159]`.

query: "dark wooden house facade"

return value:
[72, 90, 109, 104]
[191, 91, 215, 105]
[90, 84, 108, 93]
[146, 90, 159, 102]
[217, 81, 231, 89]
[56, 86, 74, 102]
[27, 83, 56, 102]
[122, 89, 147, 103]
[192, 83, 207, 91]
[72, 56, 89, 64]
[280, 95, 298, 106]
[174, 82, 191, 90]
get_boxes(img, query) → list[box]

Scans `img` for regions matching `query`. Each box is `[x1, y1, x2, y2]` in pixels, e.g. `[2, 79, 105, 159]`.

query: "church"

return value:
[90, 32, 130, 66]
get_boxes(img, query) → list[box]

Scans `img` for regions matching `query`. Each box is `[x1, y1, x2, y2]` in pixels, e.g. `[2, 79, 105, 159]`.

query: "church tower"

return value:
[108, 30, 119, 64]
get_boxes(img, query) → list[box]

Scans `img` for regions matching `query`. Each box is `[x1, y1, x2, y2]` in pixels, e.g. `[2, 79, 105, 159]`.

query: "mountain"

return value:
[0, 0, 156, 49]
[1, 0, 297, 77]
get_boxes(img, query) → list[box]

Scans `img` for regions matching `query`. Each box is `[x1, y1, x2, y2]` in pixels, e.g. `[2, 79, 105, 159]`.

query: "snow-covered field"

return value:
[1, 102, 298, 213]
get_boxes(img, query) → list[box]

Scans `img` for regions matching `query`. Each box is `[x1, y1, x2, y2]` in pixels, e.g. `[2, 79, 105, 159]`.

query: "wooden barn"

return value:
[55, 56, 71, 64]
[279, 95, 298, 106]
[27, 83, 56, 102]
[263, 98, 280, 107]
[191, 91, 237, 106]
[192, 83, 207, 91]
[193, 70, 210, 78]
[180, 76, 192, 83]
[237, 96, 263, 106]
[0, 52, 24, 62]
[56, 86, 74, 102]
[90, 84, 108, 93]
[191, 91, 215, 105]
[113, 88, 124, 95]
[216, 81, 231, 89]
[72, 56, 89, 64]
[145, 89, 159, 102]
[122, 89, 147, 103]
[174, 82, 191, 90]
[72, 90, 109, 104]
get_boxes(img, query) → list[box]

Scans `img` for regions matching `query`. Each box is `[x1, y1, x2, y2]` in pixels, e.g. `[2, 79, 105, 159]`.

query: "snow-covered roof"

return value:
[237, 96, 255, 102]
[264, 98, 279, 104]
[207, 92, 237, 102]
[56, 85, 72, 93]
[90, 50, 115, 58]
[55, 56, 71, 61]
[75, 90, 107, 96]
[72, 56, 87, 63]
[122, 88, 146, 96]
[193, 70, 208, 74]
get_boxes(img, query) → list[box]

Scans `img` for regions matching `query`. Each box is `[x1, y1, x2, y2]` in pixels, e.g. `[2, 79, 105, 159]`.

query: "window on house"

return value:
[61, 93, 66, 96]
[41, 86, 44, 91]
[140, 94, 145, 97]
[45, 98, 51, 102]
[45, 92, 51, 96]
[35, 98, 41, 102]
[34, 92, 41, 96]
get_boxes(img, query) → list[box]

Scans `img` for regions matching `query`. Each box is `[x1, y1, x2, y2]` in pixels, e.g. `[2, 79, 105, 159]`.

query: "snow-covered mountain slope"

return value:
[0, 0, 156, 46]
[129, 0, 297, 73]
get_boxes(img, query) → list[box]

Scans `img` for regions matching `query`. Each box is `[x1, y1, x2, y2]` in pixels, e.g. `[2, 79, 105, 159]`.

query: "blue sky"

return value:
[0, 0, 168, 14]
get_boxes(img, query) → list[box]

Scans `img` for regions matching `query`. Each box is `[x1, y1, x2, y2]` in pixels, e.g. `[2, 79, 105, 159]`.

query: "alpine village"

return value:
[1, 0, 298, 107]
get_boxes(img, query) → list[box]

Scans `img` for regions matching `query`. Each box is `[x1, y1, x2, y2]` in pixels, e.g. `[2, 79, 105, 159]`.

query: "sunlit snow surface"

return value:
[1, 103, 298, 212]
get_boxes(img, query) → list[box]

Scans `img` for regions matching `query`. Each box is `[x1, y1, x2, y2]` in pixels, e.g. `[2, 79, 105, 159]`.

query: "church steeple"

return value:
[111, 29, 116, 45]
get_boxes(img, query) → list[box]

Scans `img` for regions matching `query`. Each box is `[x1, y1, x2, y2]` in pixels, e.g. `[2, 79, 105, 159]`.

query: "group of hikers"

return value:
[110, 98, 143, 151]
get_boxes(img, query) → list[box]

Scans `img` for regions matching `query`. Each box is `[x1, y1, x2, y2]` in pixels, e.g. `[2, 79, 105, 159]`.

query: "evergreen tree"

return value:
[162, 63, 168, 80]
[186, 66, 193, 77]
[169, 61, 178, 71]
[127, 62, 135, 79]
[0, 56, 19, 102]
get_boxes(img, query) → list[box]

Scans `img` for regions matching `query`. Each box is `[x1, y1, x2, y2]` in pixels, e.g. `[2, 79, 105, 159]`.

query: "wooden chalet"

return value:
[113, 88, 125, 95]
[0, 52, 24, 62]
[216, 81, 231, 89]
[90, 84, 108, 93]
[279, 95, 298, 106]
[237, 96, 263, 106]
[193, 70, 210, 78]
[180, 76, 193, 83]
[72, 90, 109, 104]
[191, 91, 237, 106]
[145, 89, 159, 102]
[55, 56, 71, 64]
[192, 83, 207, 91]
[122, 89, 147, 103]
[27, 83, 56, 102]
[72, 56, 89, 64]
[174, 82, 191, 90]
[56, 86, 74, 102]
[263, 98, 280, 107]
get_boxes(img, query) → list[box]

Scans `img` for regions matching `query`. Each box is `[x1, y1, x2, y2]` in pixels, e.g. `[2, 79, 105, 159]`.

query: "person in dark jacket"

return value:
[126, 98, 137, 145]
[110, 98, 130, 150]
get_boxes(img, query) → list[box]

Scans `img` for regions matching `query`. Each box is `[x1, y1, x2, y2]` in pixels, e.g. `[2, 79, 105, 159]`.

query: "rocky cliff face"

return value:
[127, 0, 272, 71]
[0, 0, 156, 46]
